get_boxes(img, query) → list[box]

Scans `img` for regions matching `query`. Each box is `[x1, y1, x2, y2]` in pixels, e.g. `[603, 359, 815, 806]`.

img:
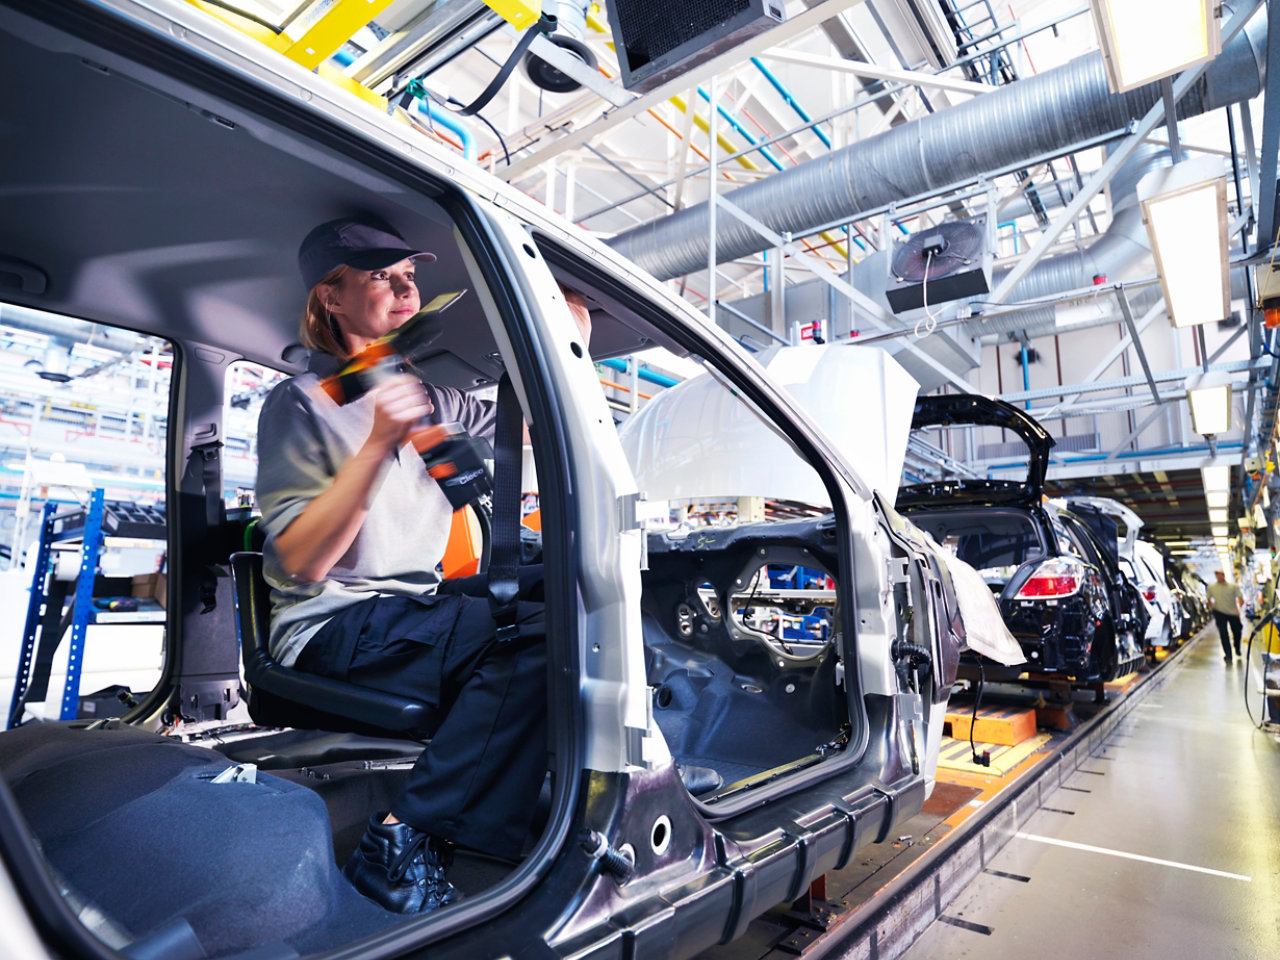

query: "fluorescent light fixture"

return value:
[1201, 462, 1231, 492]
[1211, 524, 1228, 538]
[1208, 508, 1227, 524]
[1187, 374, 1233, 435]
[1089, 0, 1221, 93]
[1139, 156, 1230, 328]
[1205, 488, 1230, 509]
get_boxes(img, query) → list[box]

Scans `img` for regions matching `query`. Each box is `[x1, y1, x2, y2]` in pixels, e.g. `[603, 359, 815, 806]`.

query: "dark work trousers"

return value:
[295, 565, 546, 860]
[1212, 610, 1243, 657]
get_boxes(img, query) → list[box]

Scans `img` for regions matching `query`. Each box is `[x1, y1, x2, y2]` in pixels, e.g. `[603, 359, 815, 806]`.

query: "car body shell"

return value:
[900, 396, 1144, 683]
[0, 3, 967, 959]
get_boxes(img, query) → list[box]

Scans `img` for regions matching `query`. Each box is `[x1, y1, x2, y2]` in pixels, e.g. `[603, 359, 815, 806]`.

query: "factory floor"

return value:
[898, 630, 1280, 960]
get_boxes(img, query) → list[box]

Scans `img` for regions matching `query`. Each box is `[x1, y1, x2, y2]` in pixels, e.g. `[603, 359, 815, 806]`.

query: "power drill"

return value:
[318, 298, 493, 511]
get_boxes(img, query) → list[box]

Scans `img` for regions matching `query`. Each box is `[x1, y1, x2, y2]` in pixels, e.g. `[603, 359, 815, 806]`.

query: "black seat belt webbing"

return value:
[194, 441, 224, 530]
[488, 374, 522, 640]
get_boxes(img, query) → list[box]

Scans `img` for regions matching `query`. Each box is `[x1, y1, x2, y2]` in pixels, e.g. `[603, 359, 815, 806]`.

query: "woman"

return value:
[256, 214, 583, 914]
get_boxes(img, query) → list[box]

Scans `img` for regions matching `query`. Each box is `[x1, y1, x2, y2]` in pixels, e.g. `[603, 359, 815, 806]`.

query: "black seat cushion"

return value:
[230, 552, 434, 738]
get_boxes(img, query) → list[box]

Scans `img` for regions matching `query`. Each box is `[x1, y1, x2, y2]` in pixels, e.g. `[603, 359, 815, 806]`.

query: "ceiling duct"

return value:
[604, 0, 786, 93]
[886, 214, 992, 313]
[607, 6, 1267, 282]
[707, 146, 1192, 388]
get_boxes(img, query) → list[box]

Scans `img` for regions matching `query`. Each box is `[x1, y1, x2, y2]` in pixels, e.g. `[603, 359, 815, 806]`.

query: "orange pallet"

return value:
[944, 705, 1037, 746]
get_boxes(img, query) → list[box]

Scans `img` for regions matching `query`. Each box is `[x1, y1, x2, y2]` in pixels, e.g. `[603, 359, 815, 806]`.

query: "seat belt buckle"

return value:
[495, 618, 519, 643]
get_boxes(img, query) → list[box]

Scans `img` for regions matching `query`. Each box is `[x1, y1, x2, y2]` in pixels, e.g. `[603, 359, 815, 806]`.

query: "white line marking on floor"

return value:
[1136, 703, 1163, 708]
[1014, 833, 1251, 882]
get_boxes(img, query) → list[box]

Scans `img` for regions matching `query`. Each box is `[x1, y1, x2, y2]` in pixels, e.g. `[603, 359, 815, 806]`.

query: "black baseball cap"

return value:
[298, 215, 436, 290]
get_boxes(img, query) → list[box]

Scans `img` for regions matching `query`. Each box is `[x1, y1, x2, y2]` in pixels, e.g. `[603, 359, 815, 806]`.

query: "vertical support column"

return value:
[707, 73, 718, 320]
[60, 489, 105, 722]
[8, 502, 56, 729]
[769, 241, 785, 336]
[544, 157, 557, 213]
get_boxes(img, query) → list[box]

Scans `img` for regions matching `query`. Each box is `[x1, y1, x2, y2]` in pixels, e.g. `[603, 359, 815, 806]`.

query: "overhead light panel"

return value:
[1089, 0, 1221, 94]
[1206, 488, 1230, 509]
[1201, 462, 1231, 492]
[1208, 508, 1227, 524]
[1211, 524, 1228, 538]
[1187, 374, 1234, 435]
[1139, 156, 1230, 328]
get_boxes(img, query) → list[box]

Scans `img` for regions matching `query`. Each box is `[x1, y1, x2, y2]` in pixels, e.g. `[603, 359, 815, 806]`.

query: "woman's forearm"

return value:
[272, 436, 392, 582]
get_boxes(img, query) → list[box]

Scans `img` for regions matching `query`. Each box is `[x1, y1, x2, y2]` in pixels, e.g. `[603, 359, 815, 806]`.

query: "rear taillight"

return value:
[1142, 586, 1157, 602]
[1015, 557, 1086, 599]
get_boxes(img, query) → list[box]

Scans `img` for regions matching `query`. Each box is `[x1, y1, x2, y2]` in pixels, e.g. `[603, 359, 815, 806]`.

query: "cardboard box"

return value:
[131, 572, 167, 609]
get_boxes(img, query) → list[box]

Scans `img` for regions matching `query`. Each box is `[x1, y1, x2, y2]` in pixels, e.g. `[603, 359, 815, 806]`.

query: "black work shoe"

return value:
[342, 815, 463, 914]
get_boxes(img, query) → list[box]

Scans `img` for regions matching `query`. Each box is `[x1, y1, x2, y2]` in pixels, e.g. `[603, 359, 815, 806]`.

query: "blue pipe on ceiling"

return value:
[984, 440, 1244, 471]
[597, 357, 680, 388]
[413, 101, 477, 162]
[695, 86, 784, 171]
[749, 57, 832, 149]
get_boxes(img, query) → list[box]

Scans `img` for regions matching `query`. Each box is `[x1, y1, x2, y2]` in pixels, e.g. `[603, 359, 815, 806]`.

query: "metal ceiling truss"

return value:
[501, 0, 870, 180]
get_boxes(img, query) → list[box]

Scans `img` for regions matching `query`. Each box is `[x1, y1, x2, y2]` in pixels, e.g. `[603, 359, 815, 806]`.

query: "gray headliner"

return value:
[0, 15, 488, 381]
[0, 2, 685, 387]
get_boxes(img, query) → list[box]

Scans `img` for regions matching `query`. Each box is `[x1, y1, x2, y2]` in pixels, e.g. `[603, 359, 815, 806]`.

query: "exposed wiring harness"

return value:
[892, 639, 933, 776]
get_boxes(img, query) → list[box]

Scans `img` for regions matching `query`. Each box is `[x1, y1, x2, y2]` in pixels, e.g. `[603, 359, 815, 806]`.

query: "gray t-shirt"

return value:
[255, 352, 496, 666]
[1206, 579, 1243, 615]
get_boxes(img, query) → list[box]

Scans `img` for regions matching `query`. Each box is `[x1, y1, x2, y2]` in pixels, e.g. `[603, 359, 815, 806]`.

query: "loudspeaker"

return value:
[604, 0, 786, 93]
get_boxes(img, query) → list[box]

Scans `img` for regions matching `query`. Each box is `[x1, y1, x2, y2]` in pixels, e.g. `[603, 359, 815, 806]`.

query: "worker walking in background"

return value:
[1207, 569, 1244, 662]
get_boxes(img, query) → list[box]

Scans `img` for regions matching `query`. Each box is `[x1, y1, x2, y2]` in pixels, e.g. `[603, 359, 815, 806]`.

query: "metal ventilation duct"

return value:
[607, 7, 1267, 282]
[968, 143, 1170, 339]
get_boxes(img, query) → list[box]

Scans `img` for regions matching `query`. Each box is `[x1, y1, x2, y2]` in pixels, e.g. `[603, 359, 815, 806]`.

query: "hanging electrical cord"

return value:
[1243, 607, 1276, 729]
[914, 249, 940, 339]
[969, 660, 990, 767]
[468, 110, 511, 166]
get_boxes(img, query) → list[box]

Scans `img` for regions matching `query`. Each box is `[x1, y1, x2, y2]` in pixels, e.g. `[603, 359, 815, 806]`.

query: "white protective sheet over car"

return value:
[620, 343, 1021, 666]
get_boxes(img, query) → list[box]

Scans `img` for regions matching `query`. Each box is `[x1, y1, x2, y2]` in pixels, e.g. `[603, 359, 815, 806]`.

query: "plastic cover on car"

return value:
[619, 344, 920, 505]
[937, 551, 1026, 665]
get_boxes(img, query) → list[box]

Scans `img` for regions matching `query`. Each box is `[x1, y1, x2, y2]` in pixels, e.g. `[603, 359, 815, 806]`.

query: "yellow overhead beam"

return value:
[186, 0, 285, 46]
[282, 0, 397, 71]
[586, 2, 610, 37]
[667, 95, 760, 172]
[483, 0, 543, 31]
[186, 1, 389, 108]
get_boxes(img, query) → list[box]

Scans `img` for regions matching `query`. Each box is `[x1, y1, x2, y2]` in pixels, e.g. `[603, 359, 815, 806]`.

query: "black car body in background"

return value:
[899, 395, 1144, 683]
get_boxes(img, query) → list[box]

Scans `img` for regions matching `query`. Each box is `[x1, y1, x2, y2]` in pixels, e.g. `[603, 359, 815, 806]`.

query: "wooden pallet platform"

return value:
[943, 704, 1037, 745]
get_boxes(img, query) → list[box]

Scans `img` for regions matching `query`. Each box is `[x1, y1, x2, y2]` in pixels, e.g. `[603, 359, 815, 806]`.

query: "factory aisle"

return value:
[898, 632, 1280, 960]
